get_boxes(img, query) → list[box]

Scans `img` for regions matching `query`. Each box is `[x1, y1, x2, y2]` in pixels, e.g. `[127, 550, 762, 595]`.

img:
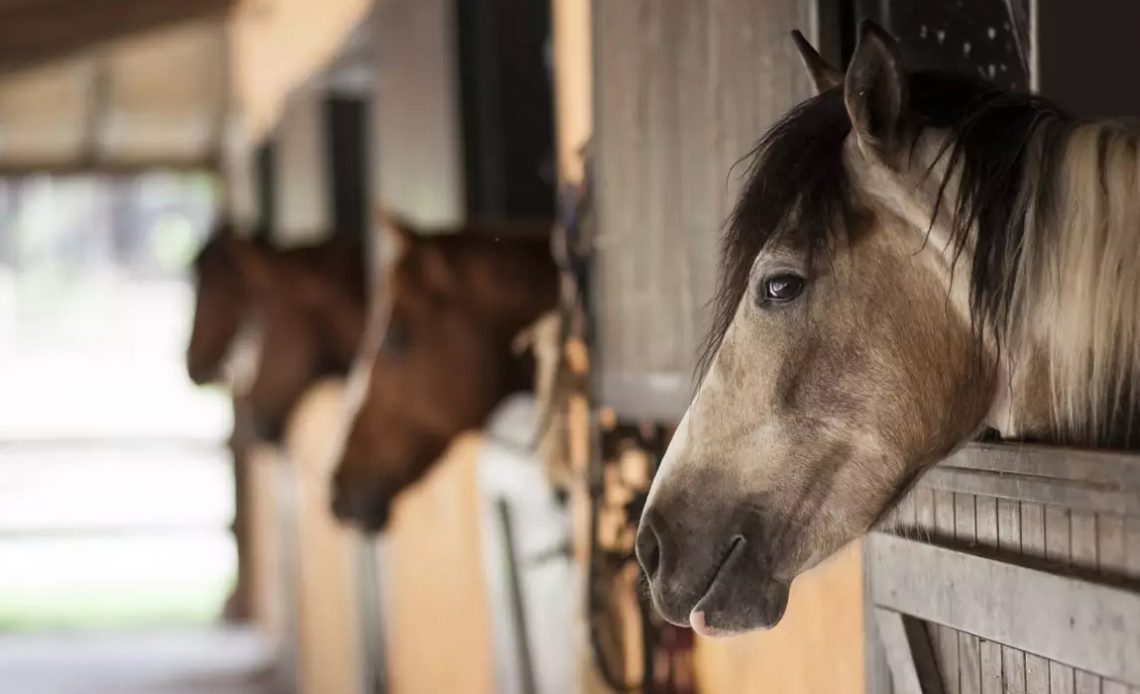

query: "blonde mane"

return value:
[1011, 121, 1140, 446]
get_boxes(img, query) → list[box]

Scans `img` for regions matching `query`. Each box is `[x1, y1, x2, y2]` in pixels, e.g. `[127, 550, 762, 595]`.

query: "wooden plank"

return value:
[876, 608, 945, 694]
[1126, 517, 1140, 580]
[591, 0, 813, 420]
[921, 468, 1140, 517]
[1098, 515, 1126, 578]
[995, 497, 1025, 694]
[980, 640, 1003, 694]
[934, 490, 960, 693]
[944, 445, 1140, 490]
[381, 436, 495, 694]
[1074, 671, 1102, 694]
[1127, 518, 1140, 694]
[1020, 503, 1049, 694]
[956, 493, 978, 546]
[1098, 512, 1128, 694]
[1071, 512, 1101, 694]
[868, 533, 1140, 686]
[916, 487, 937, 541]
[957, 493, 981, 694]
[1072, 511, 1099, 572]
[976, 495, 999, 549]
[1043, 504, 1071, 561]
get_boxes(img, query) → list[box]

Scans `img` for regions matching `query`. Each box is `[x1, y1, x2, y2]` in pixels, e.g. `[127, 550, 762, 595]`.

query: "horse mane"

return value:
[704, 71, 1139, 447]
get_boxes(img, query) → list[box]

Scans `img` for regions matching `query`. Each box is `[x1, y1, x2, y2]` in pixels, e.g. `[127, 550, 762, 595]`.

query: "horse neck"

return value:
[1005, 122, 1140, 447]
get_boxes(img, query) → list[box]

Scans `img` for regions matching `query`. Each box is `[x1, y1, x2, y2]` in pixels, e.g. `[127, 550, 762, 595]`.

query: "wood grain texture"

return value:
[591, 0, 813, 419]
[284, 381, 365, 694]
[869, 534, 1140, 687]
[379, 435, 495, 694]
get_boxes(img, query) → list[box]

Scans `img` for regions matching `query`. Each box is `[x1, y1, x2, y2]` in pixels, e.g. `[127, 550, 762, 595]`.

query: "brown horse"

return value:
[332, 218, 558, 532]
[186, 226, 368, 619]
[637, 22, 1140, 636]
[186, 223, 256, 387]
[227, 234, 369, 441]
[188, 228, 369, 442]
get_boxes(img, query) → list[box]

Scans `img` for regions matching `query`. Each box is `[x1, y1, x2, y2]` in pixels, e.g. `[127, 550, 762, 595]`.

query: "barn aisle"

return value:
[0, 627, 280, 694]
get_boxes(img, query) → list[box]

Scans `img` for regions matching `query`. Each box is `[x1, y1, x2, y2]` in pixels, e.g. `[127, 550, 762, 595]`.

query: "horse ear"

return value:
[844, 20, 908, 158]
[791, 30, 842, 94]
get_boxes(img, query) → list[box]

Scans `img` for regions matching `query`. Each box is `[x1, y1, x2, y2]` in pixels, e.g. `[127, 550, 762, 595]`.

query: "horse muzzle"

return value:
[636, 505, 792, 635]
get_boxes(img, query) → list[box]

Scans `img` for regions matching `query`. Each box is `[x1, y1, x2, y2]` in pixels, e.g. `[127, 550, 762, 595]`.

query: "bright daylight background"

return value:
[0, 174, 234, 629]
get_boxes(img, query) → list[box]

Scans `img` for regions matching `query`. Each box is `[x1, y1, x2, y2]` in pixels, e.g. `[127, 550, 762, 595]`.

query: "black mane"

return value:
[699, 71, 1074, 377]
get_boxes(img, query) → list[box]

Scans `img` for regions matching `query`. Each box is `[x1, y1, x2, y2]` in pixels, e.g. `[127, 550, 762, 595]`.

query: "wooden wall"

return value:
[284, 380, 366, 694]
[245, 444, 289, 650]
[591, 0, 816, 420]
[871, 444, 1140, 694]
[375, 434, 496, 694]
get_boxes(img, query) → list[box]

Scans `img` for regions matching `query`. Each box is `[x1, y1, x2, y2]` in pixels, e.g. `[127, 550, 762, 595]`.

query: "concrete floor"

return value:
[0, 627, 281, 694]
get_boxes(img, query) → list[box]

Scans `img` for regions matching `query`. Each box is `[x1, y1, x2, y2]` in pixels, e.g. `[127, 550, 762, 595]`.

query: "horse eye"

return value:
[761, 274, 805, 304]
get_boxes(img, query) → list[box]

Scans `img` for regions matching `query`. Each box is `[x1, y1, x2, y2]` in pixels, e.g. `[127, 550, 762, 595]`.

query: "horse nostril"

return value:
[636, 515, 663, 579]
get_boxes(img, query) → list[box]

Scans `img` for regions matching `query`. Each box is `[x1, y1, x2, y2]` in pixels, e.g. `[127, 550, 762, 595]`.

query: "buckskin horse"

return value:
[331, 217, 558, 532]
[636, 22, 1140, 637]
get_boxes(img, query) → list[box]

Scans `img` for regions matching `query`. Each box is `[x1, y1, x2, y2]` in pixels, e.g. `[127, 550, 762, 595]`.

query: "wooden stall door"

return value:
[870, 444, 1140, 694]
[592, 0, 816, 420]
[376, 434, 496, 694]
[284, 380, 366, 694]
[245, 444, 288, 649]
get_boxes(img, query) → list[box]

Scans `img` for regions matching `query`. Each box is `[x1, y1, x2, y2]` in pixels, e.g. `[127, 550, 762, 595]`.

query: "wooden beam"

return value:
[868, 533, 1140, 686]
[875, 608, 944, 694]
[0, 0, 237, 73]
[919, 467, 1140, 517]
[943, 444, 1140, 489]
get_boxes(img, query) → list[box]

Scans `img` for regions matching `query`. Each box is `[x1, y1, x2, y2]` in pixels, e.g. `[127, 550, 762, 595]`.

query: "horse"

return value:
[186, 223, 257, 387]
[188, 227, 369, 442]
[223, 234, 369, 442]
[331, 217, 558, 532]
[186, 225, 368, 618]
[636, 21, 1140, 638]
